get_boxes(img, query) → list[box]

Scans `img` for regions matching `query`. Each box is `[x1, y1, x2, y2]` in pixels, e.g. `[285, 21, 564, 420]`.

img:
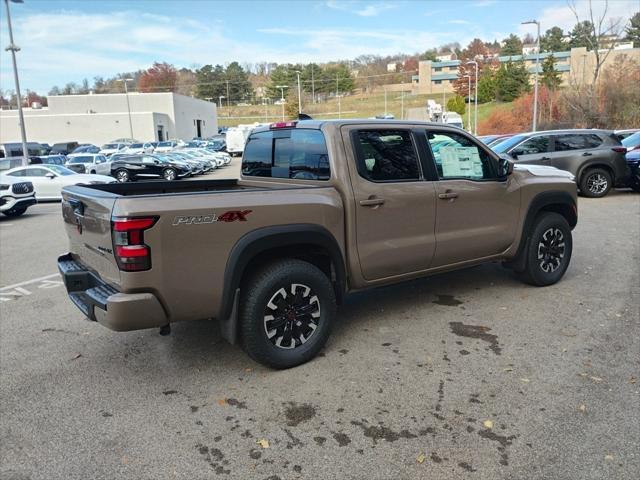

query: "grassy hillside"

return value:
[216, 91, 513, 129]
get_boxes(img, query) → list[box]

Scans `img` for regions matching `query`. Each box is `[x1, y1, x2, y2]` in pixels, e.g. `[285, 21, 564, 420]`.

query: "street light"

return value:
[276, 85, 288, 120]
[295, 70, 302, 114]
[466, 60, 479, 135]
[4, 0, 28, 165]
[522, 19, 540, 132]
[218, 95, 225, 109]
[116, 78, 134, 140]
[463, 75, 471, 132]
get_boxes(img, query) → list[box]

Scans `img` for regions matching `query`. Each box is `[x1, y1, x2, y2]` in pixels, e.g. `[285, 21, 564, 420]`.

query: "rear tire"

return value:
[115, 169, 130, 183]
[2, 206, 27, 217]
[518, 212, 572, 286]
[240, 259, 336, 369]
[579, 168, 612, 198]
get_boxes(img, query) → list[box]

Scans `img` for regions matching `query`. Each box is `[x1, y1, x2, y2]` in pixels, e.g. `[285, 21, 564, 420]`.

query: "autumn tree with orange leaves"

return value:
[138, 62, 178, 93]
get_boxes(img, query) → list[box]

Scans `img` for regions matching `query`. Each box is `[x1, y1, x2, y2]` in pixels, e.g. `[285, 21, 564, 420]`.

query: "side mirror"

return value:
[45, 172, 55, 179]
[498, 155, 514, 177]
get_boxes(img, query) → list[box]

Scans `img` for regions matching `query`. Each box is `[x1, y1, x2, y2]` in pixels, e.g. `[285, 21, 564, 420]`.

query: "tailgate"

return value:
[61, 187, 121, 286]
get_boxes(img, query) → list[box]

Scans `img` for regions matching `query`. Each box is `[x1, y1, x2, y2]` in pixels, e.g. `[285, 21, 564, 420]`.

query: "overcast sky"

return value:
[0, 0, 636, 94]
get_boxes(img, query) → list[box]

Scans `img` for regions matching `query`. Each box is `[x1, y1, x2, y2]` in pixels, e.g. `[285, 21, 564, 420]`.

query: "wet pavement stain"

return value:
[284, 428, 304, 449]
[332, 431, 351, 447]
[459, 461, 477, 472]
[433, 294, 463, 306]
[226, 398, 247, 409]
[351, 420, 418, 444]
[313, 436, 326, 446]
[430, 452, 443, 463]
[162, 390, 178, 395]
[435, 381, 445, 412]
[449, 322, 502, 355]
[478, 429, 517, 466]
[196, 444, 230, 475]
[284, 402, 317, 427]
[338, 349, 349, 355]
[249, 449, 262, 460]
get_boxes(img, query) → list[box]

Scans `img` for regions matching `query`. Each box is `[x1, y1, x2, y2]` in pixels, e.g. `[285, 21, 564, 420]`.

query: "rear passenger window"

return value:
[582, 134, 602, 148]
[353, 130, 421, 182]
[242, 129, 330, 180]
[554, 134, 591, 151]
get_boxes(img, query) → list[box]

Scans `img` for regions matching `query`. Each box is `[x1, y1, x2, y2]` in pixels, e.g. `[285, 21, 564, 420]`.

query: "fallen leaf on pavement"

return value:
[217, 399, 226, 406]
[257, 439, 270, 449]
[503, 367, 513, 372]
[520, 378, 530, 383]
[483, 420, 493, 429]
[416, 453, 426, 464]
[72, 353, 82, 360]
[629, 377, 636, 384]
[244, 368, 253, 373]
[578, 404, 587, 412]
[589, 376, 603, 383]
[604, 454, 614, 461]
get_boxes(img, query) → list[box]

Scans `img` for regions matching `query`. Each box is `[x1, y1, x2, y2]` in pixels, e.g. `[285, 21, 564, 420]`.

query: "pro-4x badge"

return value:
[172, 210, 252, 226]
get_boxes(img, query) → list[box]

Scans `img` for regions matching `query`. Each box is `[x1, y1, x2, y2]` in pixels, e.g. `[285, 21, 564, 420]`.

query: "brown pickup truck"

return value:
[59, 120, 578, 368]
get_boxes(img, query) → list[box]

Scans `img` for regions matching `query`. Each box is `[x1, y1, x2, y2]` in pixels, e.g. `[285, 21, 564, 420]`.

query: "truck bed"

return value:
[84, 178, 257, 197]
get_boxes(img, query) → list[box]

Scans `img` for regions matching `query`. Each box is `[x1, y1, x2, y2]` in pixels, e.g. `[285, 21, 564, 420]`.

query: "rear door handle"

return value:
[438, 191, 459, 200]
[582, 152, 593, 156]
[541, 156, 551, 160]
[359, 197, 385, 207]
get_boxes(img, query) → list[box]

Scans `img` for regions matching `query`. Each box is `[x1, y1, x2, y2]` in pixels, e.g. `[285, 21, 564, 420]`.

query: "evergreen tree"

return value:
[569, 21, 596, 49]
[540, 26, 566, 52]
[541, 55, 562, 90]
[476, 73, 496, 103]
[626, 12, 640, 48]
[494, 60, 530, 101]
[225, 62, 252, 103]
[195, 64, 226, 100]
[501, 34, 523, 56]
[446, 95, 466, 115]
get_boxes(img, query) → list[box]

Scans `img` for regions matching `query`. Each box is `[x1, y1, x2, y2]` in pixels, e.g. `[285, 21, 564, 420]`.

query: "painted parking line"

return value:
[0, 273, 63, 302]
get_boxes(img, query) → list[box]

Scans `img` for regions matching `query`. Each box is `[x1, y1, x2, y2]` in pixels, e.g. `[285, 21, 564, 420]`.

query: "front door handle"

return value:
[438, 191, 459, 200]
[541, 156, 551, 160]
[582, 152, 593, 157]
[359, 196, 385, 207]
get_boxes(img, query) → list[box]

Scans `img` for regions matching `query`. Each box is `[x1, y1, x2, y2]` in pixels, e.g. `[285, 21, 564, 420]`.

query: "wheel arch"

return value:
[218, 224, 346, 344]
[507, 191, 577, 272]
[577, 162, 613, 186]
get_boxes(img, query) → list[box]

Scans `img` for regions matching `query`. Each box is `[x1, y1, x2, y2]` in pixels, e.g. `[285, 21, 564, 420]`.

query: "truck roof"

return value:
[251, 119, 468, 134]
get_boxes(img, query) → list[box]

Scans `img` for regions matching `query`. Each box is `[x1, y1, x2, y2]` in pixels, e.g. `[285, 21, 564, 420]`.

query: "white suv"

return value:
[0, 174, 36, 217]
[65, 153, 111, 175]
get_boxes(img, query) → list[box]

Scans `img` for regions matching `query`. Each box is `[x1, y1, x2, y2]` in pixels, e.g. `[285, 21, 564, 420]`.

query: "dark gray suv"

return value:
[493, 129, 629, 197]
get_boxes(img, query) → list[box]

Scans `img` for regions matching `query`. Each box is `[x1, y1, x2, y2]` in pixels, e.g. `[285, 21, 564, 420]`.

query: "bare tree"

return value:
[568, 0, 625, 84]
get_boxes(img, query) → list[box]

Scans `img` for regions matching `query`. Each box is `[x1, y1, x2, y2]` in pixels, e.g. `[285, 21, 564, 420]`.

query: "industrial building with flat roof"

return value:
[0, 92, 218, 146]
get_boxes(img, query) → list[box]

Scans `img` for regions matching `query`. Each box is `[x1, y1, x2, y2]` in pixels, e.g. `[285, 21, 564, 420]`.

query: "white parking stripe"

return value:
[0, 273, 60, 292]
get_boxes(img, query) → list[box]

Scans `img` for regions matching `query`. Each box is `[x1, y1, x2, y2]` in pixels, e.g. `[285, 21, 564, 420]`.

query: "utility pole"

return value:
[276, 85, 288, 121]
[466, 60, 479, 135]
[295, 70, 302, 114]
[225, 79, 230, 108]
[116, 78, 134, 140]
[401, 90, 404, 120]
[4, 0, 28, 165]
[384, 86, 388, 115]
[522, 19, 540, 131]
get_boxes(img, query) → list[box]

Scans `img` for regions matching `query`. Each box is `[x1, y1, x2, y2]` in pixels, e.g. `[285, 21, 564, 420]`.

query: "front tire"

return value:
[2, 206, 27, 217]
[163, 168, 177, 181]
[519, 212, 573, 286]
[240, 259, 336, 369]
[115, 169, 130, 183]
[580, 168, 611, 198]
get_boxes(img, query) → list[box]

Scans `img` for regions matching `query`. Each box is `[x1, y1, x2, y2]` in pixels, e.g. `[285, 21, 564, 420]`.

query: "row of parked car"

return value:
[478, 128, 640, 197]
[0, 136, 232, 216]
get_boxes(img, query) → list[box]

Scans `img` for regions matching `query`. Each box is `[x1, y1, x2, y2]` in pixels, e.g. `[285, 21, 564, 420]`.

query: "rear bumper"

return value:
[57, 253, 168, 331]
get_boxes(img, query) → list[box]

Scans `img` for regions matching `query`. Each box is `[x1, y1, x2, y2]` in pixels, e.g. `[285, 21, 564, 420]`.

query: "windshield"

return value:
[622, 132, 640, 147]
[102, 143, 119, 150]
[47, 165, 76, 176]
[69, 157, 91, 164]
[129, 143, 143, 148]
[492, 134, 527, 153]
[158, 142, 172, 147]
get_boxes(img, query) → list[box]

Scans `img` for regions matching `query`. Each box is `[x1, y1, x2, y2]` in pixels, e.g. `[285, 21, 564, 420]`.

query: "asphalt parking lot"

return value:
[1, 177, 638, 479]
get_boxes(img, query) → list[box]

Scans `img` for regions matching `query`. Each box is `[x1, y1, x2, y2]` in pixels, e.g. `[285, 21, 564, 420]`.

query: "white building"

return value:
[0, 92, 218, 146]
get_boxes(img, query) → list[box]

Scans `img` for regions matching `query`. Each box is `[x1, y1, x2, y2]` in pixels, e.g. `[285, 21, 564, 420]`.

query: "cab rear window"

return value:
[242, 129, 330, 181]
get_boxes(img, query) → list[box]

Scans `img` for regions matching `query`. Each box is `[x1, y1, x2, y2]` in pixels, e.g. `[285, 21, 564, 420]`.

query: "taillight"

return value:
[632, 145, 640, 151]
[611, 147, 627, 153]
[112, 216, 157, 271]
[270, 121, 297, 129]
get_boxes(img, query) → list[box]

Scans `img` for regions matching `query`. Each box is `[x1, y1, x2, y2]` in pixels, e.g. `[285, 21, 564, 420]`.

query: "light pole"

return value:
[464, 75, 471, 131]
[225, 79, 230, 108]
[522, 19, 540, 131]
[466, 60, 479, 135]
[218, 95, 225, 109]
[295, 70, 302, 114]
[276, 85, 288, 120]
[116, 78, 134, 140]
[4, 0, 28, 165]
[384, 86, 388, 115]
